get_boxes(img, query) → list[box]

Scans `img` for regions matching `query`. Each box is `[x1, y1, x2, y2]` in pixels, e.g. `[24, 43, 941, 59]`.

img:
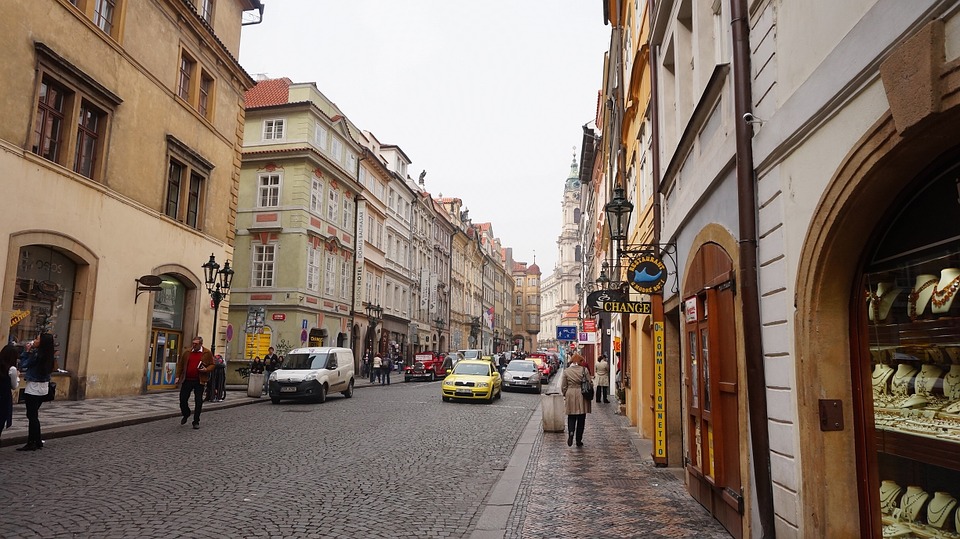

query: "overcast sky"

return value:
[239, 1, 610, 274]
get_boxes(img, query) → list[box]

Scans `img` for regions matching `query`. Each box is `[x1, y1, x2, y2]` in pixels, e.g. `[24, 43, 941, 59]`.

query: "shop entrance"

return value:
[147, 276, 186, 390]
[683, 242, 742, 539]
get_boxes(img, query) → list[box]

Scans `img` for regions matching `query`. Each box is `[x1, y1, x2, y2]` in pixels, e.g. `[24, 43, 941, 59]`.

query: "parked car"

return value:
[441, 359, 502, 403]
[502, 359, 542, 393]
[405, 352, 449, 382]
[527, 352, 553, 380]
[458, 349, 484, 360]
[268, 347, 355, 404]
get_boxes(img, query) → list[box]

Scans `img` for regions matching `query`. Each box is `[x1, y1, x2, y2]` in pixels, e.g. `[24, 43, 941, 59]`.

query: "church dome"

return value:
[564, 155, 581, 191]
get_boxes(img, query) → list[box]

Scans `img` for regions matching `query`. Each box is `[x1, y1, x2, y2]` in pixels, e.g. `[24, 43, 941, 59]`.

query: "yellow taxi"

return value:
[441, 359, 502, 403]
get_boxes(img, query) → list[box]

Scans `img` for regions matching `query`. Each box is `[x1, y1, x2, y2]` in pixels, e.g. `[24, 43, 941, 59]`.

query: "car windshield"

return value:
[281, 353, 329, 370]
[507, 360, 536, 372]
[453, 363, 490, 376]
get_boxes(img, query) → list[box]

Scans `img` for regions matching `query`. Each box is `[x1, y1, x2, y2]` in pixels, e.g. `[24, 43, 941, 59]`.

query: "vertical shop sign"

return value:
[653, 321, 667, 463]
[354, 198, 366, 313]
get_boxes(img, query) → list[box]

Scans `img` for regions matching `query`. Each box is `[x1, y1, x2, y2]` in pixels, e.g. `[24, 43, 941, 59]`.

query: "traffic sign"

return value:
[556, 326, 577, 341]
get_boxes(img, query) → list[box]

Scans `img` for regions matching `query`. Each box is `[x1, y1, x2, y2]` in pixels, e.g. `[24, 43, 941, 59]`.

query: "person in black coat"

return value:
[0, 344, 20, 445]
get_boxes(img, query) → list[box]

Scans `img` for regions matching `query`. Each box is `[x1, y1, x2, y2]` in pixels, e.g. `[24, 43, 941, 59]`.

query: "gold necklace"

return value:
[931, 274, 960, 308]
[867, 287, 899, 321]
[908, 278, 938, 320]
[901, 490, 928, 518]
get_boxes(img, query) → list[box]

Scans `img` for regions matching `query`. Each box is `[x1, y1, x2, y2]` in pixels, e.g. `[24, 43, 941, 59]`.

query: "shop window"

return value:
[11, 246, 76, 365]
[863, 164, 960, 535]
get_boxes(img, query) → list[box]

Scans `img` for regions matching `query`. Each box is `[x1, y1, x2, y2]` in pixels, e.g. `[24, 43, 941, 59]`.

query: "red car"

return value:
[405, 352, 450, 382]
[527, 352, 553, 380]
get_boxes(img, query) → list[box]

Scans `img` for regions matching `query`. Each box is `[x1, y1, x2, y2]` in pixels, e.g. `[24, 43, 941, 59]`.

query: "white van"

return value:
[458, 349, 484, 360]
[268, 347, 355, 404]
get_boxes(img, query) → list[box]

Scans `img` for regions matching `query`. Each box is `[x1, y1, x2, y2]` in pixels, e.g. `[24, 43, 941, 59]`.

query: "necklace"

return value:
[891, 367, 917, 395]
[927, 494, 956, 527]
[945, 367, 960, 400]
[931, 274, 960, 308]
[908, 278, 938, 319]
[901, 489, 929, 520]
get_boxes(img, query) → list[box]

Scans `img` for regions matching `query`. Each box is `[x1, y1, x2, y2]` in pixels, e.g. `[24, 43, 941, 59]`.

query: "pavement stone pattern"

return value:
[505, 397, 731, 539]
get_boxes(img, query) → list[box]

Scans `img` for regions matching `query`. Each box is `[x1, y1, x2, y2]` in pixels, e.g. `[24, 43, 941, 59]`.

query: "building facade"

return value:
[1, 0, 261, 398]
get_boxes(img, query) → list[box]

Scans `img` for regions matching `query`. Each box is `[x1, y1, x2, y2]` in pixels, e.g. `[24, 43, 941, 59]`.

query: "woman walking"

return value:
[560, 353, 592, 447]
[18, 333, 56, 451]
[595, 354, 611, 403]
[0, 344, 20, 445]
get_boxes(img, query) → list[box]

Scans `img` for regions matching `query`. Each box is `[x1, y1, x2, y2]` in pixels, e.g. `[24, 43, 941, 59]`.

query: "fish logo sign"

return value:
[627, 254, 667, 294]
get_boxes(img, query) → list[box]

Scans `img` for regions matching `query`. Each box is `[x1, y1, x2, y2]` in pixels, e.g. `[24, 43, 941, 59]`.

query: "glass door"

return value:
[148, 330, 180, 389]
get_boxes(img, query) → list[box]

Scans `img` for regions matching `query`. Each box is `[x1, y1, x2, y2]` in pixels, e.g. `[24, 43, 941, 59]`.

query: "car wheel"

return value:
[270, 396, 281, 404]
[405, 377, 411, 383]
[342, 379, 354, 398]
[316, 384, 327, 403]
[496, 387, 502, 400]
[429, 371, 436, 382]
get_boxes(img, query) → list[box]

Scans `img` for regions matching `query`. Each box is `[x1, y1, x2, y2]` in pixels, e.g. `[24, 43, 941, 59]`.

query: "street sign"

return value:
[556, 325, 577, 341]
[582, 319, 596, 332]
[225, 324, 233, 343]
[578, 332, 597, 344]
[302, 319, 308, 330]
[272, 313, 286, 321]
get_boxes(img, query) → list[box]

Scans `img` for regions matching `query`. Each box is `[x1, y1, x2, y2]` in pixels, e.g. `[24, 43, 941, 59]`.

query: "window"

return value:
[258, 173, 281, 208]
[388, 189, 395, 210]
[347, 152, 357, 174]
[516, 277, 523, 286]
[253, 245, 276, 287]
[66, 0, 125, 39]
[528, 295, 538, 305]
[177, 49, 215, 120]
[516, 295, 522, 306]
[326, 186, 340, 222]
[342, 198, 353, 229]
[331, 138, 343, 162]
[263, 119, 285, 141]
[340, 259, 349, 300]
[199, 0, 214, 24]
[324, 253, 335, 295]
[515, 314, 523, 325]
[359, 166, 367, 187]
[314, 124, 327, 149]
[310, 177, 322, 213]
[31, 47, 121, 181]
[528, 314, 537, 325]
[163, 136, 211, 229]
[306, 244, 320, 291]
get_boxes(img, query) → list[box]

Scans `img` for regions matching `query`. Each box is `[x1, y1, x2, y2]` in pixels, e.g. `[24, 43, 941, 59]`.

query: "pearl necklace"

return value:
[931, 274, 960, 308]
[908, 278, 938, 320]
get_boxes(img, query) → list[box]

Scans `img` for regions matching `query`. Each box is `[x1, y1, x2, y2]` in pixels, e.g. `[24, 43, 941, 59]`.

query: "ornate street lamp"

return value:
[365, 303, 383, 355]
[604, 185, 634, 246]
[202, 253, 234, 355]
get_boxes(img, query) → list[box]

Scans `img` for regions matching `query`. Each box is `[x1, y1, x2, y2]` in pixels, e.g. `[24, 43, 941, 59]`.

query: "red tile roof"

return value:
[244, 78, 293, 108]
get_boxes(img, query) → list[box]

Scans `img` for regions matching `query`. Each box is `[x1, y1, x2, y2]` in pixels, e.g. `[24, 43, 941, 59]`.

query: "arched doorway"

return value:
[147, 276, 187, 389]
[681, 241, 742, 539]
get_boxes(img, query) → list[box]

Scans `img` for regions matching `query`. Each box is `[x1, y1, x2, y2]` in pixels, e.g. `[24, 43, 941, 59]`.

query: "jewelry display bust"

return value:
[869, 282, 903, 322]
[931, 268, 960, 314]
[914, 364, 943, 397]
[880, 480, 904, 515]
[909, 274, 939, 320]
[899, 486, 930, 522]
[945, 365, 960, 402]
[891, 363, 919, 397]
[926, 491, 958, 529]
[873, 363, 896, 396]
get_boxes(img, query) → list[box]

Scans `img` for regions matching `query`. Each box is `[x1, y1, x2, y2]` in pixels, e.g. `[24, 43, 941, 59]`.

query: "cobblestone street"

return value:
[0, 377, 730, 538]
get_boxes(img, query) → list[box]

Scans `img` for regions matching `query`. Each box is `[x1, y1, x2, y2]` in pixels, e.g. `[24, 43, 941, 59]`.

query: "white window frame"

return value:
[331, 138, 343, 162]
[257, 173, 281, 208]
[326, 185, 340, 222]
[314, 124, 328, 150]
[324, 252, 336, 295]
[340, 258, 349, 300]
[347, 152, 357, 174]
[342, 197, 353, 229]
[263, 119, 285, 141]
[306, 244, 321, 291]
[253, 244, 276, 287]
[310, 177, 322, 214]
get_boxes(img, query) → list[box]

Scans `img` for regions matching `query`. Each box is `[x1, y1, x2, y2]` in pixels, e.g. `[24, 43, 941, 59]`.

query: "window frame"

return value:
[263, 118, 285, 141]
[199, 0, 215, 24]
[163, 135, 212, 230]
[176, 46, 216, 120]
[306, 243, 321, 292]
[257, 172, 282, 208]
[65, 0, 126, 41]
[252, 244, 276, 288]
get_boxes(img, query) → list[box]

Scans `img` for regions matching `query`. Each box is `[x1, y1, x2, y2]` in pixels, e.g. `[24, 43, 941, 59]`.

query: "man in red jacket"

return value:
[176, 336, 215, 429]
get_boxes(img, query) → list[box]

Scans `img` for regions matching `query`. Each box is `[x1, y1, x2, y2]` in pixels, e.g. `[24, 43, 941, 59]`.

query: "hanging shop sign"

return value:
[587, 288, 651, 314]
[684, 296, 698, 322]
[627, 253, 668, 294]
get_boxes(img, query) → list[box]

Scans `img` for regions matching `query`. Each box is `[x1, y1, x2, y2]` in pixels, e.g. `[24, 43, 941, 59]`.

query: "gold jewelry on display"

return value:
[931, 273, 960, 308]
[926, 492, 957, 529]
[908, 278, 938, 320]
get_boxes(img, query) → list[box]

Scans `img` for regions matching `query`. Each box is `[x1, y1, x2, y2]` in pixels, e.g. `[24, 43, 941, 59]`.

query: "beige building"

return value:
[0, 0, 261, 398]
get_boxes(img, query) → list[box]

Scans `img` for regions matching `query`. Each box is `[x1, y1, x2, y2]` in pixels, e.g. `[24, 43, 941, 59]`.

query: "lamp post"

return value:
[435, 316, 445, 352]
[201, 253, 234, 356]
[365, 303, 383, 355]
[469, 316, 481, 348]
[493, 330, 499, 353]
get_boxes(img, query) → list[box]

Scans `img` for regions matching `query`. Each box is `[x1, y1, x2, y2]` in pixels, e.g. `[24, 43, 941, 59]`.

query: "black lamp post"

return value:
[604, 185, 634, 247]
[365, 303, 383, 355]
[201, 253, 234, 355]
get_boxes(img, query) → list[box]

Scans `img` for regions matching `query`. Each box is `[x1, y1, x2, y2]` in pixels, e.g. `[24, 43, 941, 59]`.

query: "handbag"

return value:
[580, 368, 594, 400]
[43, 381, 57, 402]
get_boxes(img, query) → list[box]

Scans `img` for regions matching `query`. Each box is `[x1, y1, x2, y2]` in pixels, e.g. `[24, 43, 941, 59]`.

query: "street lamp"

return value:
[605, 185, 634, 247]
[201, 253, 234, 355]
[365, 303, 383, 355]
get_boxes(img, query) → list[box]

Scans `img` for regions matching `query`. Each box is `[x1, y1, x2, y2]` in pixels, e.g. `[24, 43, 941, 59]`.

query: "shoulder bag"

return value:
[580, 367, 594, 400]
[43, 381, 57, 402]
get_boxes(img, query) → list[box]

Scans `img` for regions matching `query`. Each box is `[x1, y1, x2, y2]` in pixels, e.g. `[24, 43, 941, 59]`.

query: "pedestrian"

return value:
[175, 335, 214, 430]
[595, 354, 611, 403]
[209, 354, 226, 402]
[382, 355, 392, 385]
[372, 353, 382, 384]
[17, 333, 56, 451]
[361, 351, 370, 378]
[263, 346, 280, 394]
[560, 353, 592, 447]
[0, 344, 20, 446]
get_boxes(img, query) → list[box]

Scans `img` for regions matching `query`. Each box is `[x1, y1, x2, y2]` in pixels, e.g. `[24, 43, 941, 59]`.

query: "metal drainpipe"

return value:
[729, 0, 775, 536]
[648, 0, 661, 247]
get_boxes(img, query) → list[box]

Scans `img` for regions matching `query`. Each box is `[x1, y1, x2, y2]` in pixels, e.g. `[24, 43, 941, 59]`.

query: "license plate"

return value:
[455, 388, 473, 396]
[280, 386, 297, 393]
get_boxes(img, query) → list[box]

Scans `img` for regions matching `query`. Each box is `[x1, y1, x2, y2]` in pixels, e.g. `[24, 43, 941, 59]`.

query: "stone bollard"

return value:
[541, 392, 565, 432]
[247, 372, 265, 398]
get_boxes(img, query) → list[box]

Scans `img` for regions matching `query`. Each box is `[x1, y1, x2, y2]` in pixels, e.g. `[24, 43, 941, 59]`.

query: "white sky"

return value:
[239, 1, 610, 273]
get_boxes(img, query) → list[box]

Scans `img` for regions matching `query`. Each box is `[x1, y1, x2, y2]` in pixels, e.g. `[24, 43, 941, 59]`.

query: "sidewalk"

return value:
[0, 375, 384, 448]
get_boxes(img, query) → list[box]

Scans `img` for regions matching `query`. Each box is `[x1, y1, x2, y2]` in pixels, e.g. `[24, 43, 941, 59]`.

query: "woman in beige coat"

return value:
[594, 354, 611, 403]
[560, 353, 592, 447]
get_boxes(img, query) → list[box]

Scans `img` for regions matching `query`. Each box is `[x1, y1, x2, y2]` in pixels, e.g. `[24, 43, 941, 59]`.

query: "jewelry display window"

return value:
[865, 167, 960, 538]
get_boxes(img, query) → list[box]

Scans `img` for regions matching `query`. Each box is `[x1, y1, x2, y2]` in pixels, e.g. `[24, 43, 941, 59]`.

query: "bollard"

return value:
[247, 372, 265, 398]
[541, 392, 565, 432]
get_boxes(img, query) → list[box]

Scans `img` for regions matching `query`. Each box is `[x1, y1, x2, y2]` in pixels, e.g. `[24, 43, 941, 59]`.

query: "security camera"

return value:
[743, 112, 765, 124]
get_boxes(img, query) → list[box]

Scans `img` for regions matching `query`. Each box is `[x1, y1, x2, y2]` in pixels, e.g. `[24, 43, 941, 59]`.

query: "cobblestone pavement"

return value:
[501, 393, 731, 539]
[0, 378, 539, 538]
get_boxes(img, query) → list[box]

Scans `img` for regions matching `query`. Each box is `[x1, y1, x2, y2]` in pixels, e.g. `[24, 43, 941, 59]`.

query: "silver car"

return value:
[502, 360, 542, 393]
